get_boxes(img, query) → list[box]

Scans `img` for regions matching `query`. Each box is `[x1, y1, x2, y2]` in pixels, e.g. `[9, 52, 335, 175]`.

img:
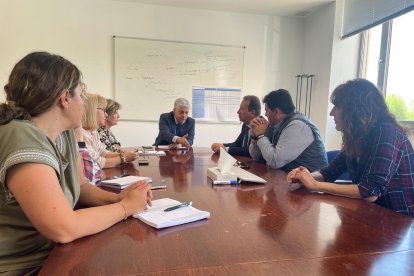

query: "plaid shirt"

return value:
[78, 144, 103, 184]
[320, 123, 414, 217]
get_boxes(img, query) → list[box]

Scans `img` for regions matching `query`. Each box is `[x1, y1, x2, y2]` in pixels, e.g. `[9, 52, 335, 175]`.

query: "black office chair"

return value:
[326, 150, 351, 182]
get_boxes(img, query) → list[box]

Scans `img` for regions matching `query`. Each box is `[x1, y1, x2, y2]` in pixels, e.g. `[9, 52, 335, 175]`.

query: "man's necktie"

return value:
[176, 124, 182, 136]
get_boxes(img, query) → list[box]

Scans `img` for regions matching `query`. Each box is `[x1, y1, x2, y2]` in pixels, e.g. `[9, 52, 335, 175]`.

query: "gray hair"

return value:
[174, 98, 190, 109]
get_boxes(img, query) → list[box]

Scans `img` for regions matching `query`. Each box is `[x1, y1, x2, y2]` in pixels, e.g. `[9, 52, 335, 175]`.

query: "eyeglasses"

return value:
[97, 107, 106, 113]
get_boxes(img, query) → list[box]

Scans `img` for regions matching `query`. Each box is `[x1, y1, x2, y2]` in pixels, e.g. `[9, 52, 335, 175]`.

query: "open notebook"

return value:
[134, 198, 210, 229]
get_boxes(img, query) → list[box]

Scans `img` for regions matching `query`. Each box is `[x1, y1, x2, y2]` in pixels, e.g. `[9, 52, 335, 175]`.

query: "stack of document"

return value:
[138, 150, 166, 156]
[100, 175, 152, 189]
[156, 145, 188, 150]
[134, 198, 210, 229]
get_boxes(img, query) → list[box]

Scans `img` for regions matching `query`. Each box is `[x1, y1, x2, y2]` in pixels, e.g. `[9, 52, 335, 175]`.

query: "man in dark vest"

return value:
[249, 89, 327, 172]
[211, 95, 261, 157]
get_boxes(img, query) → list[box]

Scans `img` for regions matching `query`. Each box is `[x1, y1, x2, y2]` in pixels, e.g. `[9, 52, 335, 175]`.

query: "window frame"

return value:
[358, 19, 414, 126]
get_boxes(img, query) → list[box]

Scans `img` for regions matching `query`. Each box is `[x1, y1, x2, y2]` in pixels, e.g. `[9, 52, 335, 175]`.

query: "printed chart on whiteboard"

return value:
[192, 87, 241, 122]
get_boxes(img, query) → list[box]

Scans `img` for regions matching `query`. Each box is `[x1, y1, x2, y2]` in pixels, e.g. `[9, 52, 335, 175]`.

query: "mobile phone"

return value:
[138, 159, 149, 165]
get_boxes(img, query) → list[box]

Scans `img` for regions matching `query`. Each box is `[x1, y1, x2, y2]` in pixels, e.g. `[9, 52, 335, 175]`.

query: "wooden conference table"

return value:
[40, 148, 414, 275]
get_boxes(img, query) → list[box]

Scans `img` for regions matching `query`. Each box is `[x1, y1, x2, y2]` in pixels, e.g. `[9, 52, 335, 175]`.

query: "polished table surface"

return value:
[39, 148, 414, 275]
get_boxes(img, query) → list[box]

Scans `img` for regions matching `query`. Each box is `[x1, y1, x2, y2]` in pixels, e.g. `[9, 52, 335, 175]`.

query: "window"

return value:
[361, 10, 414, 122]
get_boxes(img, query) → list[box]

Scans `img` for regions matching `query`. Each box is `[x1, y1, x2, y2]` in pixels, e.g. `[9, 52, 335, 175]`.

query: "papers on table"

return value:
[207, 148, 266, 184]
[156, 145, 188, 150]
[138, 150, 166, 156]
[133, 198, 210, 229]
[100, 175, 152, 189]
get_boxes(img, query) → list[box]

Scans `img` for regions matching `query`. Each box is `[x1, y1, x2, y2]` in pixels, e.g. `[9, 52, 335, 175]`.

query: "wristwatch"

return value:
[251, 133, 265, 141]
[257, 134, 265, 140]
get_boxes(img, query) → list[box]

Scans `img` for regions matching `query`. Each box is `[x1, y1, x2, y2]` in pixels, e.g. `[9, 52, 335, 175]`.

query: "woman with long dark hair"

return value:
[287, 79, 414, 217]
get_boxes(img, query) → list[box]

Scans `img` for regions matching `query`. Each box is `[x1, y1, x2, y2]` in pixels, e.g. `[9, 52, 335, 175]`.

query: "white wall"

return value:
[325, 0, 360, 150]
[0, 0, 305, 147]
[302, 1, 360, 150]
[302, 3, 335, 144]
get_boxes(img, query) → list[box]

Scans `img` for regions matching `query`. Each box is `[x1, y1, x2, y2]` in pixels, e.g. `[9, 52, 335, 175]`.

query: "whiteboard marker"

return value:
[213, 180, 237, 185]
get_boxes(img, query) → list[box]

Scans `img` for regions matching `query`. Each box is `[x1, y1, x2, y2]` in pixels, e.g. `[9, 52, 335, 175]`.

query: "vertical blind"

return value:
[342, 0, 414, 38]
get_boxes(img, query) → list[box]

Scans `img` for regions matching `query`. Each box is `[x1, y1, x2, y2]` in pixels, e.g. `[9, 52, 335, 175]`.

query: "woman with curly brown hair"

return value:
[287, 79, 414, 217]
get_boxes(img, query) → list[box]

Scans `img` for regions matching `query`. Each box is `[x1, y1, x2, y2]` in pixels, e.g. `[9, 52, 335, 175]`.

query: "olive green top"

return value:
[0, 120, 80, 273]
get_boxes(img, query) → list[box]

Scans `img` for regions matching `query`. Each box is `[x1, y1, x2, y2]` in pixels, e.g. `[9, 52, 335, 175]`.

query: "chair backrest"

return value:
[326, 150, 341, 164]
[326, 150, 351, 182]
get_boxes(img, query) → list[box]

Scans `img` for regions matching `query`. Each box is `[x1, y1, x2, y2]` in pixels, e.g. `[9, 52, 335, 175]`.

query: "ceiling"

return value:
[116, 0, 336, 17]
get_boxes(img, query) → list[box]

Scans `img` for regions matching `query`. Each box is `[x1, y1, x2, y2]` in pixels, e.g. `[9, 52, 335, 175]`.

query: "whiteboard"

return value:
[113, 36, 245, 122]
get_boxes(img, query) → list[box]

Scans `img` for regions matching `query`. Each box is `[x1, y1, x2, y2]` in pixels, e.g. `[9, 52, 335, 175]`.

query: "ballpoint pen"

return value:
[163, 201, 192, 212]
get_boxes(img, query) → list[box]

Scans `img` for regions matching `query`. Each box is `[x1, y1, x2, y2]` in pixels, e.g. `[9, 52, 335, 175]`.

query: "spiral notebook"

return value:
[133, 198, 210, 229]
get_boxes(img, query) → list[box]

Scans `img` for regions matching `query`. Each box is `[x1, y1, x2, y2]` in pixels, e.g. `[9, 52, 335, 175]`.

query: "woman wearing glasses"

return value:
[80, 93, 138, 183]
[98, 99, 124, 153]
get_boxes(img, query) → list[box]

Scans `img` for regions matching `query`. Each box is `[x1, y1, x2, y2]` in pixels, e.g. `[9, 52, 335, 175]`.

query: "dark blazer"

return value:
[223, 123, 251, 157]
[154, 111, 195, 146]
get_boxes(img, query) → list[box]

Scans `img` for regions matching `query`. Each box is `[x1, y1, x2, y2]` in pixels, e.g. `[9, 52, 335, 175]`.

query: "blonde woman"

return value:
[81, 93, 138, 172]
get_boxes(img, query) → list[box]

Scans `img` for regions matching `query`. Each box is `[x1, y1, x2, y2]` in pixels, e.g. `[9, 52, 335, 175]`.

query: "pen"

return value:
[164, 201, 192, 212]
[212, 180, 237, 185]
[151, 185, 167, 190]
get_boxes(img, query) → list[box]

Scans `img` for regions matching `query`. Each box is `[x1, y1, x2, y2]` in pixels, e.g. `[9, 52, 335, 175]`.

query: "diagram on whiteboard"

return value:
[114, 37, 244, 122]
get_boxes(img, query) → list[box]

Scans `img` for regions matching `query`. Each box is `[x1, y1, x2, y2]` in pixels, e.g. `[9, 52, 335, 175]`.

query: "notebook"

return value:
[133, 198, 210, 229]
[100, 175, 152, 189]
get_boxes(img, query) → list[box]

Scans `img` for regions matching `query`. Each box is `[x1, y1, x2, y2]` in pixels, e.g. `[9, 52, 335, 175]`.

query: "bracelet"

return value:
[119, 153, 126, 163]
[118, 201, 128, 220]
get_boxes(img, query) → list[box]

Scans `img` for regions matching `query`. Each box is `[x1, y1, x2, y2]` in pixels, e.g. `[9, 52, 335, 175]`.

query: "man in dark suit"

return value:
[154, 98, 195, 148]
[211, 95, 261, 157]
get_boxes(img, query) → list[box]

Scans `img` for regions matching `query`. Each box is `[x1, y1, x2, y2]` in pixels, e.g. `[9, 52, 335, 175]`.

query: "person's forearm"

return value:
[316, 182, 362, 199]
[256, 138, 279, 168]
[311, 171, 325, 181]
[102, 155, 121, 168]
[78, 184, 120, 207]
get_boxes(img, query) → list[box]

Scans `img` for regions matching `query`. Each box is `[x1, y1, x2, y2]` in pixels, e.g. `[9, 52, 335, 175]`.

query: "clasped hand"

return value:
[175, 134, 190, 148]
[249, 116, 268, 136]
[124, 149, 139, 162]
[211, 143, 224, 153]
[287, 166, 318, 191]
